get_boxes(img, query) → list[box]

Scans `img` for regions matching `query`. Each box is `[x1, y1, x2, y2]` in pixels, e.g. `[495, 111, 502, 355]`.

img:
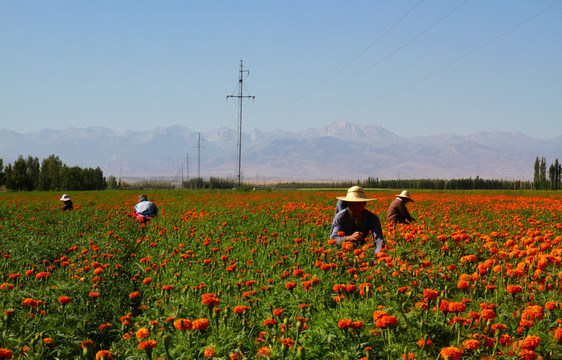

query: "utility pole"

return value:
[186, 152, 189, 181]
[227, 60, 255, 186]
[180, 162, 183, 188]
[195, 133, 204, 179]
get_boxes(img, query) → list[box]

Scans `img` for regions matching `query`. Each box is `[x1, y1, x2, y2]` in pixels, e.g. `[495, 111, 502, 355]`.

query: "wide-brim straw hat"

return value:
[60, 194, 71, 201]
[336, 186, 376, 202]
[396, 190, 414, 201]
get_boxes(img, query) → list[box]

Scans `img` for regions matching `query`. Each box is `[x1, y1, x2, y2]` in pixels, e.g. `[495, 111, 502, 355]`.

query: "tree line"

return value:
[0, 155, 106, 191]
[1, 154, 560, 191]
[533, 157, 561, 190]
[274, 176, 534, 191]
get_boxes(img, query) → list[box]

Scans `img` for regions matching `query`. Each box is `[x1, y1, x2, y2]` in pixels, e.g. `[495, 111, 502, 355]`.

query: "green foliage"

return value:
[2, 154, 106, 192]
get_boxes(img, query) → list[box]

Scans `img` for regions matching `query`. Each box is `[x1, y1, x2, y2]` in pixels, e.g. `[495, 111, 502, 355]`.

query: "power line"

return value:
[331, 0, 470, 90]
[367, 0, 562, 104]
[292, 0, 425, 103]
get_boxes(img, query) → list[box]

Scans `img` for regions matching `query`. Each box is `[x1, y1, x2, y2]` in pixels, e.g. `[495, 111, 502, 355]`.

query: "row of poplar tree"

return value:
[1, 154, 560, 191]
[0, 155, 107, 191]
[533, 157, 561, 190]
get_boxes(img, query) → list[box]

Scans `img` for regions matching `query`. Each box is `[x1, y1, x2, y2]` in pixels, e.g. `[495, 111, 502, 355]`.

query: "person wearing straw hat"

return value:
[330, 186, 385, 254]
[386, 190, 415, 224]
[59, 194, 73, 211]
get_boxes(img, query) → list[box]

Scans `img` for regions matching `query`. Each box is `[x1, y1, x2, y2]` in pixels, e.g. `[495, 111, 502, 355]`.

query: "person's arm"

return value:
[330, 217, 347, 244]
[400, 201, 415, 222]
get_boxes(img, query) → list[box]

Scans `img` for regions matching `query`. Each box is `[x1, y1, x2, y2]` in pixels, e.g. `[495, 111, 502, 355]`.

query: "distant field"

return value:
[0, 190, 561, 359]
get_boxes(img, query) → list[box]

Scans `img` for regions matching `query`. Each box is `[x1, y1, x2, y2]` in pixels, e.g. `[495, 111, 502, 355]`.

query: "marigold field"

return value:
[0, 190, 561, 360]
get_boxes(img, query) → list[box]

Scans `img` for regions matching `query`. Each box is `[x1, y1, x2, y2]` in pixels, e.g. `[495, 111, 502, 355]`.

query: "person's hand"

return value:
[347, 231, 364, 242]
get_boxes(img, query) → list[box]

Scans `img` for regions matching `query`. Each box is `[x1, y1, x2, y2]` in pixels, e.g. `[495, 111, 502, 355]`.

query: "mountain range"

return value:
[1, 121, 560, 182]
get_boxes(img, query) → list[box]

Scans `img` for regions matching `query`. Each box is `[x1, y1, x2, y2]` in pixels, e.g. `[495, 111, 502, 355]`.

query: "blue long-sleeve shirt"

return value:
[330, 208, 384, 254]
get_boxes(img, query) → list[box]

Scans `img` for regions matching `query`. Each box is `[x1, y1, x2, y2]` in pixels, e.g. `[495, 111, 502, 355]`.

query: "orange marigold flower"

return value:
[233, 305, 250, 314]
[481, 309, 496, 320]
[418, 338, 432, 347]
[521, 305, 544, 321]
[35, 271, 50, 279]
[257, 346, 272, 356]
[490, 323, 507, 333]
[351, 320, 365, 329]
[129, 291, 141, 300]
[439, 300, 450, 312]
[95, 350, 114, 360]
[138, 340, 157, 350]
[22, 298, 38, 309]
[554, 327, 562, 344]
[506, 285, 522, 294]
[43, 338, 55, 347]
[136, 327, 150, 340]
[173, 318, 192, 330]
[372, 310, 388, 321]
[0, 283, 14, 291]
[192, 318, 210, 331]
[58, 296, 72, 305]
[264, 318, 277, 326]
[520, 335, 541, 350]
[439, 346, 463, 360]
[278, 337, 295, 348]
[462, 339, 479, 350]
[99, 323, 112, 332]
[456, 280, 469, 290]
[375, 315, 397, 328]
[89, 291, 100, 299]
[460, 255, 477, 263]
[230, 351, 243, 360]
[517, 349, 537, 360]
[423, 289, 439, 300]
[203, 346, 217, 358]
[448, 302, 466, 313]
[201, 293, 220, 306]
[337, 319, 352, 329]
[0, 348, 13, 359]
[285, 281, 297, 290]
[80, 340, 94, 349]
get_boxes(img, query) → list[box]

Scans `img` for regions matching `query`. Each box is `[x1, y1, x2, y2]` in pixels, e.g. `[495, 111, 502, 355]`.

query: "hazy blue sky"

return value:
[1, 1, 561, 139]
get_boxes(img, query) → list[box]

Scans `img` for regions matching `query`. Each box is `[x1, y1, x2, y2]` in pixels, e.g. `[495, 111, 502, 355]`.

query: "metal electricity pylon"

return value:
[226, 60, 255, 186]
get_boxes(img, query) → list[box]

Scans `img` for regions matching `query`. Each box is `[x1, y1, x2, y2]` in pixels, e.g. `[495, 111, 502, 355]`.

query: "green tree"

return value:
[82, 167, 106, 190]
[61, 165, 83, 190]
[8, 156, 30, 191]
[533, 157, 540, 190]
[4, 163, 13, 189]
[107, 175, 119, 190]
[549, 164, 556, 190]
[25, 156, 40, 190]
[553, 158, 562, 190]
[540, 157, 547, 190]
[38, 154, 64, 191]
